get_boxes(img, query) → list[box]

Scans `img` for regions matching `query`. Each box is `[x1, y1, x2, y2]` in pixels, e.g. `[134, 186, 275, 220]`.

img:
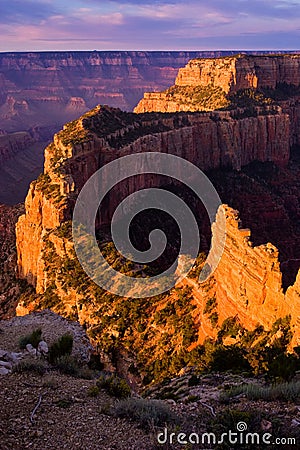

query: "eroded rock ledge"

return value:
[16, 105, 290, 291]
[14, 101, 300, 344]
[135, 54, 300, 112]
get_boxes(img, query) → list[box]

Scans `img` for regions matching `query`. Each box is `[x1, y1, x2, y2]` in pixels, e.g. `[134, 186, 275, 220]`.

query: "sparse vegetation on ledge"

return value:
[164, 84, 229, 110]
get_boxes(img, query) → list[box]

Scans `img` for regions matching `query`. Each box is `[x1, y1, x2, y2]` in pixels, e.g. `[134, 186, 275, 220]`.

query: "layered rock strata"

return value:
[1, 52, 298, 132]
[0, 50, 250, 133]
[135, 54, 300, 113]
[14, 104, 300, 344]
[14, 55, 300, 350]
[16, 104, 290, 292]
[0, 132, 34, 166]
[176, 55, 300, 92]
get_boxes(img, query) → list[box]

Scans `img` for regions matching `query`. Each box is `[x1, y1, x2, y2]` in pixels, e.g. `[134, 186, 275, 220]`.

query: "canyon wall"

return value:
[14, 55, 300, 351]
[15, 105, 291, 292]
[211, 206, 287, 328]
[0, 51, 250, 203]
[1, 51, 298, 133]
[0, 131, 34, 166]
[175, 55, 300, 92]
[0, 50, 248, 134]
[188, 205, 300, 347]
[1, 52, 298, 204]
[15, 105, 298, 322]
[136, 55, 300, 113]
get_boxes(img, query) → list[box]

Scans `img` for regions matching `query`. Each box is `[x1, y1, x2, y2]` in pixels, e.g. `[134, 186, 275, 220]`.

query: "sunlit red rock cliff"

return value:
[13, 54, 300, 377]
[135, 54, 300, 114]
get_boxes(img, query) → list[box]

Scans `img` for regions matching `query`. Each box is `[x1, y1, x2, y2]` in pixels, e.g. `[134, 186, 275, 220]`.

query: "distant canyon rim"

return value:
[0, 49, 298, 204]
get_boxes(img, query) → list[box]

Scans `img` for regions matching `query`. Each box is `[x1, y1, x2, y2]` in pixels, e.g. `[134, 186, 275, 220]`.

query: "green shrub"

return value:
[97, 374, 131, 398]
[217, 317, 242, 342]
[54, 397, 74, 409]
[267, 353, 299, 381]
[211, 408, 258, 443]
[48, 333, 73, 363]
[42, 376, 58, 389]
[13, 359, 48, 375]
[188, 374, 200, 387]
[77, 367, 97, 380]
[55, 354, 79, 376]
[88, 353, 104, 371]
[203, 297, 217, 315]
[19, 328, 42, 349]
[209, 312, 219, 328]
[221, 381, 300, 402]
[87, 385, 100, 397]
[187, 395, 199, 403]
[112, 398, 177, 429]
[208, 345, 251, 373]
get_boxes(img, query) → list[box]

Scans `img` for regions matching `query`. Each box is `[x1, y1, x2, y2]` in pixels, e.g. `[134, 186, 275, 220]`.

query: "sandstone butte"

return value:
[15, 54, 300, 349]
[135, 54, 300, 114]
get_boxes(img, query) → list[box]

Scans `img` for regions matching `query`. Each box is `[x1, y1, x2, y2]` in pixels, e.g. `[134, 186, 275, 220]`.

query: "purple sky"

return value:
[0, 0, 299, 51]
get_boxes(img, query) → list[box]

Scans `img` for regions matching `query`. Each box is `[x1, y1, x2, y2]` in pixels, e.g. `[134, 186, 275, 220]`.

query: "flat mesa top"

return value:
[192, 53, 300, 62]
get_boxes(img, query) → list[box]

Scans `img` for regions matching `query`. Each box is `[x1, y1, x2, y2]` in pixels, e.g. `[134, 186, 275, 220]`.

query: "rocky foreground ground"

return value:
[0, 311, 300, 449]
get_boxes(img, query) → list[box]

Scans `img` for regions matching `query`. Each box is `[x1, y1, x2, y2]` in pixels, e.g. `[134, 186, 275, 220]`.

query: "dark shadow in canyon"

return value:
[207, 149, 300, 290]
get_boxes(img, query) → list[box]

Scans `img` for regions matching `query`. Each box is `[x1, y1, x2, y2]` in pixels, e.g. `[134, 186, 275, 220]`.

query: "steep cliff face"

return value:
[0, 131, 34, 166]
[7, 55, 299, 382]
[210, 207, 286, 325]
[15, 105, 300, 332]
[2, 52, 298, 131]
[205, 206, 300, 347]
[2, 52, 298, 205]
[13, 111, 300, 381]
[0, 51, 254, 203]
[175, 55, 300, 92]
[15, 105, 291, 294]
[136, 55, 300, 112]
[205, 158, 300, 290]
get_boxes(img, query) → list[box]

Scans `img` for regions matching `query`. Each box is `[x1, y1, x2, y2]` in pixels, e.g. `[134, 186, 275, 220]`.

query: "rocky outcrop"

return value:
[198, 205, 300, 346]
[0, 349, 22, 375]
[0, 309, 94, 365]
[175, 55, 300, 92]
[15, 105, 291, 294]
[136, 54, 300, 114]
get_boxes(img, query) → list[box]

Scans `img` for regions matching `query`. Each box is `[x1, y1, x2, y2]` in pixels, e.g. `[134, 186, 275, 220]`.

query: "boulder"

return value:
[0, 360, 12, 370]
[38, 341, 48, 355]
[0, 349, 7, 359]
[26, 344, 37, 356]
